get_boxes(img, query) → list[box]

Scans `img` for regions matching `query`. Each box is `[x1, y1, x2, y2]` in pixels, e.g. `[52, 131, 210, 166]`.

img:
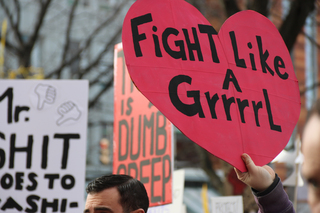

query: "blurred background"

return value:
[0, 0, 319, 212]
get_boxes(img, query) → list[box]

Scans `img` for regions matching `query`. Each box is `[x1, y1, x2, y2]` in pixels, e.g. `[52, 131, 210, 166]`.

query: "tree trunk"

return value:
[279, 0, 315, 52]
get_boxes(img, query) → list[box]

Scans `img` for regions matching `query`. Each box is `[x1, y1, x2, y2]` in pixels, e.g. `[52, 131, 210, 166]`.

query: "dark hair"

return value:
[86, 174, 149, 213]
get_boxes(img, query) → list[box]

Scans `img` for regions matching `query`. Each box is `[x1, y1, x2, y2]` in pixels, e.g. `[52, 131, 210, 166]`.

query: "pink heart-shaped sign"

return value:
[122, 0, 300, 172]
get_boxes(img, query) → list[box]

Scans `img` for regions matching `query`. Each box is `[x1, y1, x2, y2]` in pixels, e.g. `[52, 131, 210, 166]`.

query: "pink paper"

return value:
[122, 0, 300, 172]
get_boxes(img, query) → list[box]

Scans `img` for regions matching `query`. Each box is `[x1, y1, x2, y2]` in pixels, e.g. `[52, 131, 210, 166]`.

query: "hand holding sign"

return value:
[122, 0, 300, 171]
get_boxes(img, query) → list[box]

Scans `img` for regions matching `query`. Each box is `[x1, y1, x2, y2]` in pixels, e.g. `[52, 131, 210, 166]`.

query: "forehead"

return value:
[302, 115, 320, 175]
[85, 187, 123, 213]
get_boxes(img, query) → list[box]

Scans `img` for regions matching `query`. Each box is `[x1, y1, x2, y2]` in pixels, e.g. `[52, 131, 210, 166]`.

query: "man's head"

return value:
[302, 99, 320, 213]
[84, 174, 149, 213]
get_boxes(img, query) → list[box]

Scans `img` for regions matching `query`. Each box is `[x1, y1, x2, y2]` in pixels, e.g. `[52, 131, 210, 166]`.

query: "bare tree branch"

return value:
[3, 39, 21, 55]
[302, 30, 320, 49]
[45, 45, 83, 79]
[26, 0, 53, 55]
[89, 76, 114, 108]
[78, 26, 122, 79]
[45, 0, 129, 79]
[90, 0, 129, 36]
[59, 0, 79, 79]
[13, 0, 21, 32]
[279, 0, 316, 52]
[89, 64, 113, 87]
[0, 28, 22, 55]
[0, 0, 24, 47]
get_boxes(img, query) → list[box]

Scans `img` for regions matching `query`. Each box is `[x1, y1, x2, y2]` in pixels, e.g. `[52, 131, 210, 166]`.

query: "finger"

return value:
[241, 153, 257, 172]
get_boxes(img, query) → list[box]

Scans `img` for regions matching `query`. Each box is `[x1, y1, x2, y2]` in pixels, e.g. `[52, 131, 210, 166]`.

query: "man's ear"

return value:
[130, 208, 145, 213]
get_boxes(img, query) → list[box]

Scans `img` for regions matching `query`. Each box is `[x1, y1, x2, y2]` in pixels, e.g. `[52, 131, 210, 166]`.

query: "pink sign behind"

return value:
[122, 0, 300, 172]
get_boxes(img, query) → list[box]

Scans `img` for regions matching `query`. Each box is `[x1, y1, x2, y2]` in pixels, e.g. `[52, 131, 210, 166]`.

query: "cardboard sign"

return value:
[211, 196, 243, 213]
[0, 80, 88, 213]
[113, 43, 173, 206]
[122, 0, 300, 172]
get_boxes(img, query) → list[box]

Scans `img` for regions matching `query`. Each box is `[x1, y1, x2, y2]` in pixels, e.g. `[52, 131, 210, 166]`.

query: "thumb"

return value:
[242, 153, 256, 172]
[56, 115, 66, 126]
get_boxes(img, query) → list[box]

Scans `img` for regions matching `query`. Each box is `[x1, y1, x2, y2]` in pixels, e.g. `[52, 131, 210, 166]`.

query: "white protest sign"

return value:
[211, 196, 243, 213]
[0, 80, 88, 213]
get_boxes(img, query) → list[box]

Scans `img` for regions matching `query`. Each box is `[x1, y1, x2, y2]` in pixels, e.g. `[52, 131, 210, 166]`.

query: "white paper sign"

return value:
[211, 196, 243, 213]
[0, 80, 88, 213]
